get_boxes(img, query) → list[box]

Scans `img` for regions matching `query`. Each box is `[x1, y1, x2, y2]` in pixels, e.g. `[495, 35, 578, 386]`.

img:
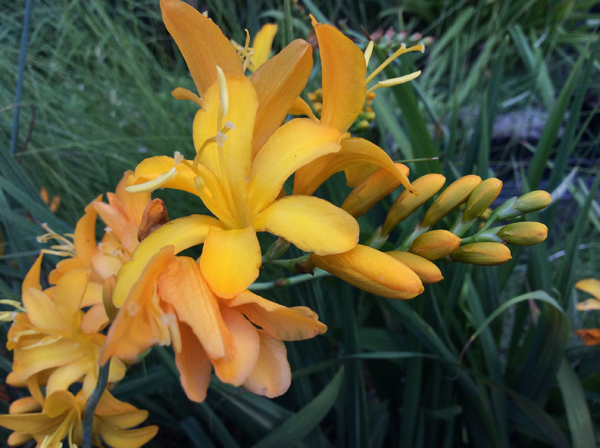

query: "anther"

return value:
[364, 41, 374, 66]
[174, 151, 184, 165]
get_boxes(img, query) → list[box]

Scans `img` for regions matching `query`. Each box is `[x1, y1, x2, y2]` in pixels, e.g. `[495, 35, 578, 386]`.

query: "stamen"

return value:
[366, 70, 422, 95]
[0, 299, 26, 311]
[0, 311, 18, 322]
[216, 131, 227, 148]
[194, 176, 206, 191]
[365, 43, 425, 84]
[224, 121, 235, 130]
[22, 334, 63, 349]
[126, 167, 177, 193]
[36, 224, 76, 257]
[364, 41, 374, 66]
[216, 65, 229, 130]
[174, 151, 184, 165]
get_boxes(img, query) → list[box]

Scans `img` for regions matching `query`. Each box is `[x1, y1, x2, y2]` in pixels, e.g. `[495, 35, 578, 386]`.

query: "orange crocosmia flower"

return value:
[120, 0, 360, 301]
[101, 245, 326, 402]
[575, 329, 600, 346]
[292, 17, 422, 196]
[8, 264, 125, 401]
[0, 389, 157, 448]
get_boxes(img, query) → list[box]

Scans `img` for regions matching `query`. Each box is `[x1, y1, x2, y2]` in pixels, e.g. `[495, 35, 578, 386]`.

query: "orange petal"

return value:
[227, 290, 327, 341]
[211, 307, 260, 386]
[116, 171, 151, 227]
[48, 257, 88, 285]
[112, 215, 223, 307]
[22, 288, 67, 330]
[248, 23, 278, 72]
[248, 119, 342, 214]
[312, 245, 424, 299]
[22, 253, 43, 293]
[342, 163, 410, 218]
[53, 269, 90, 327]
[200, 226, 261, 299]
[253, 196, 359, 256]
[576, 279, 600, 300]
[243, 330, 291, 398]
[74, 202, 99, 265]
[251, 39, 314, 154]
[575, 329, 600, 346]
[174, 322, 213, 402]
[81, 304, 110, 334]
[160, 0, 243, 96]
[293, 137, 413, 195]
[159, 257, 234, 360]
[288, 97, 316, 120]
[100, 247, 176, 364]
[312, 18, 366, 133]
[385, 251, 443, 284]
[93, 201, 130, 244]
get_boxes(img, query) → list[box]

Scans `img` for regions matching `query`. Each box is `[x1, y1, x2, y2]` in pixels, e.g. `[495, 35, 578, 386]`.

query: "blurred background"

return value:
[1, 0, 599, 447]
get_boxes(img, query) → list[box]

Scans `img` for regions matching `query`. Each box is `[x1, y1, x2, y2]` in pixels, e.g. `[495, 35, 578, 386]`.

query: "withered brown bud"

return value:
[137, 198, 169, 242]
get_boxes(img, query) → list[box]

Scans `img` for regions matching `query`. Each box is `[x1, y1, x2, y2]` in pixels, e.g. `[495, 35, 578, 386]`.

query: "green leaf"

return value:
[251, 368, 344, 448]
[180, 417, 217, 448]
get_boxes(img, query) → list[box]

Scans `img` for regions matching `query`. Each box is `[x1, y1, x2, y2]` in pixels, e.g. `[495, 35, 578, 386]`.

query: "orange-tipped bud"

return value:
[463, 178, 503, 222]
[497, 222, 548, 246]
[450, 242, 511, 266]
[342, 163, 409, 218]
[312, 245, 424, 300]
[382, 174, 446, 235]
[514, 190, 552, 214]
[138, 198, 169, 242]
[408, 230, 461, 260]
[575, 329, 600, 346]
[385, 251, 443, 284]
[421, 175, 481, 227]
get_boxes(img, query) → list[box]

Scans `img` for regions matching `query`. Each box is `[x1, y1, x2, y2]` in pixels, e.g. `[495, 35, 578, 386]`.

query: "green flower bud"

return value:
[497, 222, 548, 246]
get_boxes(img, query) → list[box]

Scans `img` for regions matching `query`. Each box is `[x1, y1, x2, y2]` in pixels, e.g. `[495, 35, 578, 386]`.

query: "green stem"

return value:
[249, 269, 330, 291]
[82, 362, 111, 448]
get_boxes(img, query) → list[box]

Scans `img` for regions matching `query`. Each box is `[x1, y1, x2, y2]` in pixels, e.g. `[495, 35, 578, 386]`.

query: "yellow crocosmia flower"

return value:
[292, 17, 422, 194]
[161, 0, 313, 154]
[341, 163, 409, 218]
[0, 389, 157, 448]
[8, 267, 125, 400]
[125, 73, 358, 300]
[575, 278, 600, 311]
[101, 247, 327, 402]
[311, 244, 424, 300]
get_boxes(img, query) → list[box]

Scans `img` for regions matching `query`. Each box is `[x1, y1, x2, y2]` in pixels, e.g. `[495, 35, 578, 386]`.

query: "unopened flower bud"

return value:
[421, 175, 481, 227]
[497, 222, 548, 246]
[408, 230, 462, 260]
[386, 251, 443, 284]
[354, 120, 370, 132]
[450, 242, 511, 266]
[138, 198, 169, 242]
[514, 190, 552, 214]
[382, 174, 445, 235]
[463, 178, 503, 222]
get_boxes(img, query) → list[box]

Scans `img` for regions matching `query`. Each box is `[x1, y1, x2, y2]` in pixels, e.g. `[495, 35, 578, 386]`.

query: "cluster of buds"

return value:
[307, 88, 377, 133]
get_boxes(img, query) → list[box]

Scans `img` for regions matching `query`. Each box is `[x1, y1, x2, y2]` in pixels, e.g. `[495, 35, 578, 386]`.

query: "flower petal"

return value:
[160, 0, 243, 96]
[289, 97, 316, 120]
[211, 307, 260, 386]
[576, 279, 600, 300]
[253, 196, 359, 256]
[129, 156, 198, 196]
[576, 299, 600, 311]
[249, 23, 278, 72]
[22, 288, 66, 330]
[312, 18, 366, 133]
[243, 330, 291, 398]
[159, 257, 234, 360]
[227, 290, 326, 340]
[9, 397, 42, 414]
[293, 137, 413, 195]
[22, 253, 43, 293]
[385, 251, 443, 285]
[46, 358, 93, 396]
[251, 40, 314, 153]
[81, 304, 110, 334]
[0, 413, 57, 433]
[200, 226, 261, 299]
[74, 202, 98, 266]
[13, 340, 87, 382]
[53, 269, 90, 327]
[96, 420, 159, 448]
[248, 119, 342, 214]
[312, 245, 424, 299]
[115, 171, 151, 226]
[342, 163, 410, 218]
[112, 215, 223, 307]
[174, 322, 213, 402]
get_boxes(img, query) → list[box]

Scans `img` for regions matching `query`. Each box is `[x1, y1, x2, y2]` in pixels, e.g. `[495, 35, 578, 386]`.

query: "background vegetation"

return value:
[1, 0, 599, 446]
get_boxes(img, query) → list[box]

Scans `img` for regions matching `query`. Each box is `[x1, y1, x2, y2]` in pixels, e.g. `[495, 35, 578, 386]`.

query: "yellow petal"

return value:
[193, 75, 257, 222]
[254, 196, 359, 256]
[0, 413, 56, 433]
[342, 163, 410, 218]
[160, 0, 243, 96]
[100, 247, 176, 364]
[251, 39, 314, 154]
[46, 358, 93, 396]
[312, 18, 366, 133]
[288, 97, 316, 120]
[159, 257, 234, 359]
[227, 290, 327, 340]
[174, 322, 213, 403]
[81, 304, 110, 334]
[211, 307, 260, 386]
[129, 156, 198, 196]
[8, 432, 34, 446]
[22, 253, 43, 293]
[200, 226, 261, 299]
[243, 330, 291, 398]
[9, 397, 42, 414]
[312, 245, 424, 299]
[74, 202, 98, 265]
[576, 299, 600, 311]
[48, 257, 88, 285]
[53, 269, 90, 327]
[575, 279, 600, 300]
[91, 251, 122, 280]
[249, 23, 278, 71]
[13, 340, 87, 384]
[293, 137, 413, 195]
[116, 171, 151, 226]
[96, 421, 158, 448]
[382, 174, 446, 235]
[385, 251, 443, 284]
[22, 288, 66, 330]
[248, 119, 342, 214]
[112, 215, 223, 307]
